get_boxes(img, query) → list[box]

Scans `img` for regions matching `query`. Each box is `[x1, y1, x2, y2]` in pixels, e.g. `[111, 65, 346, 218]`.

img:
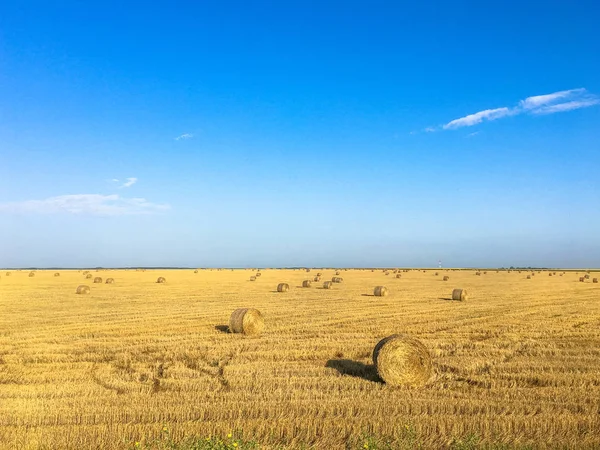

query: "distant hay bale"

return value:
[434, 272, 438, 276]
[452, 289, 468, 301]
[527, 275, 531, 279]
[584, 274, 590, 279]
[229, 308, 264, 336]
[475, 272, 481, 276]
[5, 272, 10, 276]
[374, 286, 389, 296]
[323, 281, 333, 289]
[83, 270, 89, 275]
[157, 277, 166, 284]
[302, 280, 312, 288]
[76, 285, 90, 294]
[54, 273, 60, 277]
[335, 271, 340, 275]
[373, 335, 432, 387]
[313, 276, 321, 282]
[85, 274, 92, 279]
[277, 283, 289, 292]
[250, 276, 256, 281]
[593, 278, 598, 283]
[305, 268, 311, 273]
[396, 274, 401, 278]
[194, 270, 198, 274]
[549, 273, 552, 277]
[384, 272, 390, 276]
[256, 273, 262, 277]
[29, 272, 35, 277]
[332, 277, 343, 283]
[105, 278, 114, 284]
[93, 277, 102, 283]
[443, 276, 449, 281]
[316, 272, 322, 276]
[579, 277, 585, 282]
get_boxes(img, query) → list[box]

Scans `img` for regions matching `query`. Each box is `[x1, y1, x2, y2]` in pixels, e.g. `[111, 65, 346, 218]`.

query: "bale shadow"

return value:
[361, 294, 375, 297]
[325, 359, 382, 383]
[214, 325, 230, 333]
[438, 297, 454, 301]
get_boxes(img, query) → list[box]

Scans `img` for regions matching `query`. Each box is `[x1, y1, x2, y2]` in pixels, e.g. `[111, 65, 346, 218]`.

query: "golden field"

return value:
[1, 268, 599, 449]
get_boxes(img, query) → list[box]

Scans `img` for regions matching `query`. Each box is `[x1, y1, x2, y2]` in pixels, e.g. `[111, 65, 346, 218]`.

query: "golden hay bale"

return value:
[335, 271, 340, 275]
[105, 278, 114, 284]
[302, 280, 312, 288]
[54, 273, 60, 277]
[29, 272, 35, 277]
[313, 276, 321, 282]
[373, 335, 432, 387]
[384, 272, 390, 276]
[434, 272, 438, 276]
[93, 277, 102, 283]
[76, 285, 90, 294]
[374, 286, 389, 296]
[323, 281, 333, 289]
[157, 277, 166, 283]
[277, 283, 289, 292]
[452, 289, 468, 301]
[593, 278, 598, 283]
[579, 277, 585, 282]
[396, 274, 401, 278]
[5, 272, 10, 276]
[332, 277, 343, 283]
[527, 275, 531, 279]
[229, 308, 264, 335]
[194, 270, 198, 273]
[256, 273, 262, 277]
[305, 268, 311, 273]
[83, 270, 89, 275]
[549, 273, 552, 276]
[85, 274, 92, 279]
[483, 271, 487, 274]
[584, 274, 590, 279]
[475, 272, 481, 276]
[250, 276, 256, 281]
[443, 276, 449, 281]
[316, 272, 322, 276]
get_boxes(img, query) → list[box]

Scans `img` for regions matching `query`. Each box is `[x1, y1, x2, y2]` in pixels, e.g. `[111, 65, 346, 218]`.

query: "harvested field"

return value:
[0, 268, 599, 449]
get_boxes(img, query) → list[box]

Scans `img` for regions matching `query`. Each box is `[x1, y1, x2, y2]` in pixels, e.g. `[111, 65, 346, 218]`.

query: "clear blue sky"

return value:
[1, 1, 599, 268]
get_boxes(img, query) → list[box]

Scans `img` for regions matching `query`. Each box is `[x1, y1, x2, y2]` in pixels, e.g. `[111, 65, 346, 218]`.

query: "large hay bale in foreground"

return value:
[76, 285, 90, 294]
[323, 281, 333, 289]
[374, 286, 389, 296]
[452, 289, 468, 301]
[443, 276, 449, 281]
[302, 280, 312, 288]
[105, 278, 114, 284]
[86, 274, 93, 279]
[29, 272, 35, 277]
[54, 273, 60, 277]
[229, 308, 264, 335]
[93, 277, 102, 283]
[157, 277, 166, 283]
[332, 277, 343, 283]
[373, 335, 432, 387]
[277, 283, 289, 292]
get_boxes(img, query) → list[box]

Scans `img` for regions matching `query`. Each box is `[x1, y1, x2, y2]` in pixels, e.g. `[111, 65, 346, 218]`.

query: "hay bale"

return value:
[194, 270, 198, 274]
[475, 272, 481, 276]
[93, 277, 102, 283]
[229, 308, 264, 335]
[305, 268, 311, 273]
[323, 281, 333, 289]
[250, 276, 256, 281]
[316, 272, 322, 276]
[443, 276, 449, 281]
[374, 286, 389, 296]
[527, 275, 531, 279]
[28, 272, 35, 277]
[335, 271, 340, 275]
[54, 272, 60, 277]
[483, 271, 487, 274]
[434, 272, 438, 276]
[313, 276, 321, 282]
[332, 277, 343, 283]
[277, 283, 289, 292]
[105, 278, 114, 284]
[85, 274, 92, 279]
[256, 273, 262, 277]
[5, 272, 10, 276]
[584, 274, 590, 279]
[302, 280, 312, 288]
[396, 274, 401, 278]
[593, 278, 598, 283]
[157, 277, 166, 283]
[451, 289, 468, 301]
[549, 273, 552, 277]
[579, 277, 585, 282]
[76, 285, 90, 294]
[373, 335, 432, 387]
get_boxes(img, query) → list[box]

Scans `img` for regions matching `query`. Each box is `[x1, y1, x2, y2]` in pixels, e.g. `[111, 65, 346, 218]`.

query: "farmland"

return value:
[1, 269, 599, 449]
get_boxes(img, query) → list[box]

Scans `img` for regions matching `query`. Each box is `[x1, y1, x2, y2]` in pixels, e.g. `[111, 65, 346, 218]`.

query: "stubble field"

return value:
[0, 268, 599, 449]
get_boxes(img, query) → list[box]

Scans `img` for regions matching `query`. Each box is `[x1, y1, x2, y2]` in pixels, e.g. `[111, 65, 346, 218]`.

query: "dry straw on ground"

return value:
[452, 288, 468, 301]
[302, 280, 312, 288]
[374, 286, 389, 296]
[157, 277, 166, 283]
[277, 283, 289, 292]
[229, 308, 264, 335]
[373, 334, 432, 387]
[75, 285, 90, 294]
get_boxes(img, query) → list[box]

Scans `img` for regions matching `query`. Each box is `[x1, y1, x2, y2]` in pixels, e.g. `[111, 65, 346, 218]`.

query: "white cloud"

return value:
[443, 107, 513, 130]
[0, 194, 170, 216]
[121, 177, 138, 188]
[175, 133, 194, 140]
[467, 131, 480, 137]
[433, 88, 598, 131]
[424, 126, 437, 133]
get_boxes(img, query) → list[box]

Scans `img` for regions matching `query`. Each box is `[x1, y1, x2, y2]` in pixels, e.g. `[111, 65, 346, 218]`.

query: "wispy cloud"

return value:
[428, 88, 599, 131]
[121, 177, 138, 188]
[0, 194, 170, 216]
[466, 131, 480, 138]
[175, 133, 194, 140]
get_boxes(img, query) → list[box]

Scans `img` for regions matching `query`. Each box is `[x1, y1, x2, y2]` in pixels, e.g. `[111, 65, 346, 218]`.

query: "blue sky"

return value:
[1, 1, 599, 268]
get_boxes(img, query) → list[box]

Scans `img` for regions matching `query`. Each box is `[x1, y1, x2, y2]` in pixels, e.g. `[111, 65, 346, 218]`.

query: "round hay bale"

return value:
[434, 272, 438, 276]
[157, 277, 166, 284]
[313, 276, 321, 282]
[305, 268, 311, 273]
[452, 289, 468, 301]
[475, 272, 481, 276]
[250, 276, 256, 281]
[593, 278, 598, 283]
[579, 277, 585, 282]
[54, 273, 60, 277]
[396, 274, 401, 278]
[85, 274, 92, 279]
[256, 273, 262, 277]
[229, 308, 264, 335]
[373, 335, 432, 387]
[105, 278, 114, 284]
[443, 276, 449, 281]
[549, 273, 552, 277]
[483, 271, 487, 274]
[316, 272, 322, 276]
[374, 286, 389, 296]
[277, 283, 289, 292]
[335, 271, 340, 275]
[93, 277, 102, 283]
[5, 272, 10, 276]
[28, 272, 35, 277]
[332, 277, 343, 283]
[76, 285, 90, 294]
[527, 275, 531, 279]
[584, 274, 590, 279]
[302, 280, 312, 288]
[323, 281, 333, 289]
[194, 270, 198, 274]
